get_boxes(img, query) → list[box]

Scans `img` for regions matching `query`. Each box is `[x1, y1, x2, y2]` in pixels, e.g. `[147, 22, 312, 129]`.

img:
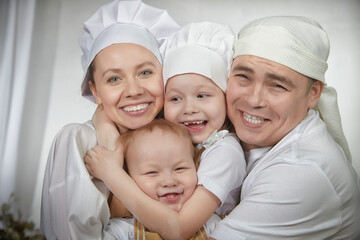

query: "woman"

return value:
[40, 1, 179, 239]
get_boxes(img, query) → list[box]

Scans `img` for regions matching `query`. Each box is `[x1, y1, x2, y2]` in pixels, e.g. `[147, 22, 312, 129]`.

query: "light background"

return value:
[14, 0, 360, 226]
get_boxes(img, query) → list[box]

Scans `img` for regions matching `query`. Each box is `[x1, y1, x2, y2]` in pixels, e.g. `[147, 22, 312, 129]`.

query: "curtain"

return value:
[0, 0, 36, 204]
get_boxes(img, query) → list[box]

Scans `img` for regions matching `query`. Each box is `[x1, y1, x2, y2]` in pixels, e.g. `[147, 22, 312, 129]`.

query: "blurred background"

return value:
[1, 0, 359, 228]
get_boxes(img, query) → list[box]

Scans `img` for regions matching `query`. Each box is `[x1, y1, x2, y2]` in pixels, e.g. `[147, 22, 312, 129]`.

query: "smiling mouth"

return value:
[182, 120, 207, 129]
[122, 103, 149, 112]
[160, 193, 181, 202]
[243, 112, 265, 124]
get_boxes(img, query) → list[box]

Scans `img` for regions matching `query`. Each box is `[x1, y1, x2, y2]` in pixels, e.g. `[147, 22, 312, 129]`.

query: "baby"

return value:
[87, 119, 220, 239]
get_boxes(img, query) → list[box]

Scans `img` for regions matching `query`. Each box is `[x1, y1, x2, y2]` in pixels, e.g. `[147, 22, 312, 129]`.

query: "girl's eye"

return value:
[198, 93, 208, 98]
[139, 70, 152, 77]
[171, 96, 181, 102]
[107, 77, 121, 83]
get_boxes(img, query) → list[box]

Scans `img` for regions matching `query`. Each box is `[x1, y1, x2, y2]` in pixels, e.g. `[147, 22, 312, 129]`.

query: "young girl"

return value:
[85, 22, 246, 239]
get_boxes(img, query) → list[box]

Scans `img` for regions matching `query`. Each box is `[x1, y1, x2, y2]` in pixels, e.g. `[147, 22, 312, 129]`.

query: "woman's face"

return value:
[90, 43, 164, 133]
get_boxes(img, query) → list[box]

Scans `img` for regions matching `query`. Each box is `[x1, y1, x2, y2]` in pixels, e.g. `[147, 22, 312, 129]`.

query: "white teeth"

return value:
[166, 194, 176, 199]
[243, 112, 264, 124]
[123, 104, 148, 112]
[184, 121, 204, 126]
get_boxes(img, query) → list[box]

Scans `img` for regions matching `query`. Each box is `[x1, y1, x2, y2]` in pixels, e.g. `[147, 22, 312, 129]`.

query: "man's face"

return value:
[226, 55, 320, 151]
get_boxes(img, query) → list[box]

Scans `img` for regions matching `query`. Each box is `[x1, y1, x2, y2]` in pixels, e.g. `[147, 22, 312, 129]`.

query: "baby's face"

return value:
[164, 73, 227, 144]
[126, 128, 197, 212]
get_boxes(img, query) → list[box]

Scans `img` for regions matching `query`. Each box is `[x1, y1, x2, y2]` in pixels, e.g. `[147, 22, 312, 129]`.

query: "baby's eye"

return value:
[175, 167, 186, 172]
[107, 77, 121, 83]
[145, 171, 158, 175]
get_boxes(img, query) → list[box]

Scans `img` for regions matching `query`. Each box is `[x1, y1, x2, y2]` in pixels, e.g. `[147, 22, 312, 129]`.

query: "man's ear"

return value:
[308, 80, 324, 109]
[89, 81, 102, 105]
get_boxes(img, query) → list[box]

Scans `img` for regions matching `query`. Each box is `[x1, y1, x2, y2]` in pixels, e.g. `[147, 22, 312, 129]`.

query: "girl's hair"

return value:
[120, 119, 198, 168]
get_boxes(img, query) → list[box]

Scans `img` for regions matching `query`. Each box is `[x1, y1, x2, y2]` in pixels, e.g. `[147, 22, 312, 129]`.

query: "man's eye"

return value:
[274, 84, 287, 90]
[235, 73, 248, 79]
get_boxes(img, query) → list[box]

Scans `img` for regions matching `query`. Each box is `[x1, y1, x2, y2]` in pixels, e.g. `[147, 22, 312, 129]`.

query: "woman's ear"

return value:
[308, 80, 324, 109]
[89, 81, 102, 105]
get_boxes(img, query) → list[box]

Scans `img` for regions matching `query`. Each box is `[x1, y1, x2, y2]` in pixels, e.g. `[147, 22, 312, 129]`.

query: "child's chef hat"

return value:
[162, 22, 235, 92]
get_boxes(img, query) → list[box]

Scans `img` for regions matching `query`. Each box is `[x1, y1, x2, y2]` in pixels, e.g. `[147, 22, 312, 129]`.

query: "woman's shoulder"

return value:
[54, 120, 96, 143]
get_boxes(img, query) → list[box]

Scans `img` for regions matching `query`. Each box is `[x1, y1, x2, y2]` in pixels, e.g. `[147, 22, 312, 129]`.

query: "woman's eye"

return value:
[139, 70, 152, 77]
[107, 77, 120, 83]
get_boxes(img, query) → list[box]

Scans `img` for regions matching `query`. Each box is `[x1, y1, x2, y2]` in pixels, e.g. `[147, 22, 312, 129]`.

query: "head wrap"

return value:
[79, 0, 180, 102]
[234, 16, 351, 162]
[162, 22, 235, 92]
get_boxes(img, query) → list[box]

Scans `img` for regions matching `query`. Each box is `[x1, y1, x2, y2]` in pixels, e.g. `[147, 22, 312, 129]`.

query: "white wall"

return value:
[25, 0, 359, 226]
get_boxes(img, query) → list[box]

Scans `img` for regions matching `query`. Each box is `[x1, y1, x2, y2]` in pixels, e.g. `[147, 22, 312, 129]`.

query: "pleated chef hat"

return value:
[234, 16, 352, 162]
[79, 0, 180, 102]
[162, 22, 235, 92]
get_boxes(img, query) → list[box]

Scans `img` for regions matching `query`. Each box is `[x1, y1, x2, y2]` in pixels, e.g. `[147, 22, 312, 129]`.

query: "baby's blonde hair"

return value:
[120, 119, 197, 168]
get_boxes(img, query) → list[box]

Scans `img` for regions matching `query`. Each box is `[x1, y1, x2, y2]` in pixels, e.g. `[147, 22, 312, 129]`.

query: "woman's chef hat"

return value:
[234, 16, 352, 162]
[79, 0, 180, 102]
[162, 22, 235, 92]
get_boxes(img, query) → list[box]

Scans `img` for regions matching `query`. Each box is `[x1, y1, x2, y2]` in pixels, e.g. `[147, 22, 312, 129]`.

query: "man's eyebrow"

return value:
[266, 72, 295, 88]
[232, 65, 254, 73]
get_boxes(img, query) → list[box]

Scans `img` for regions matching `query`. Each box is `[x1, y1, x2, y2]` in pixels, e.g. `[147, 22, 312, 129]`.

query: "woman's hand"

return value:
[84, 142, 124, 182]
[92, 105, 120, 151]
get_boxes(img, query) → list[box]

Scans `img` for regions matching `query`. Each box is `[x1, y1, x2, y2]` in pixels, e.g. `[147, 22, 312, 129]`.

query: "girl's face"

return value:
[90, 43, 164, 133]
[164, 73, 227, 144]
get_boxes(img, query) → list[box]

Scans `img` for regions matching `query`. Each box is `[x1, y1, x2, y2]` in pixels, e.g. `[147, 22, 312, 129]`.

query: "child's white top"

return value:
[196, 130, 246, 216]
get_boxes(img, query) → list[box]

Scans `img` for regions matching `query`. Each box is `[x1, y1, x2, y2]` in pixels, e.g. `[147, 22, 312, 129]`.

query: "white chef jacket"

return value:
[210, 110, 360, 240]
[106, 214, 221, 239]
[41, 121, 115, 240]
[197, 132, 246, 216]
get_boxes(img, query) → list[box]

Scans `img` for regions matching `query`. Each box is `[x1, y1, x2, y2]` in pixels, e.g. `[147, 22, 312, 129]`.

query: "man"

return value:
[210, 16, 360, 240]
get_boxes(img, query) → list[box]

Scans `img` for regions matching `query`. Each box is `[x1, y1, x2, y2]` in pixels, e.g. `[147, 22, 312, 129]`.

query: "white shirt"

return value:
[210, 110, 360, 240]
[41, 121, 115, 240]
[106, 214, 221, 239]
[197, 131, 246, 216]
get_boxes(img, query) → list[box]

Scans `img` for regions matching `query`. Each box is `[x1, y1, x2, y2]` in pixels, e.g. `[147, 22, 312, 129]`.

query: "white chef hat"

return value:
[162, 21, 235, 92]
[234, 16, 351, 162]
[79, 0, 180, 102]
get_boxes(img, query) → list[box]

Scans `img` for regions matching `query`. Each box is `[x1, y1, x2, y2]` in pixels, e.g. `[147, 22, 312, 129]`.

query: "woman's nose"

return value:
[124, 77, 145, 97]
